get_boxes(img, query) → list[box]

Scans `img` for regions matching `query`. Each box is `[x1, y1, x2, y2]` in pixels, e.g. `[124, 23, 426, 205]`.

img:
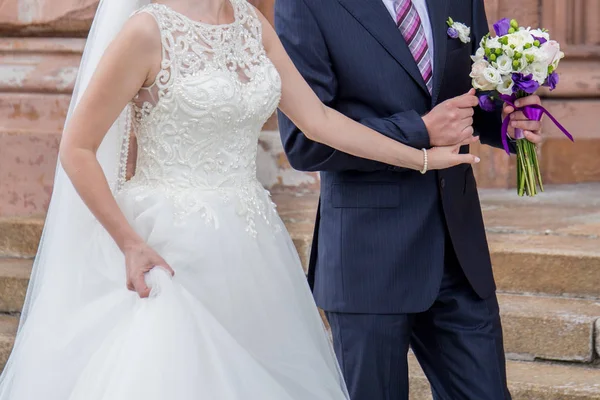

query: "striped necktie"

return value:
[395, 0, 433, 94]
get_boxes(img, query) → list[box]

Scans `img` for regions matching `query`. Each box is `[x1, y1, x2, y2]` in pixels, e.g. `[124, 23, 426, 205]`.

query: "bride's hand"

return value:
[124, 242, 174, 298]
[427, 136, 481, 171]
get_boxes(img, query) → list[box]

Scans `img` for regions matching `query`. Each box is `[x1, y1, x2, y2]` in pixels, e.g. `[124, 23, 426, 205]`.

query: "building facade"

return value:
[0, 0, 598, 217]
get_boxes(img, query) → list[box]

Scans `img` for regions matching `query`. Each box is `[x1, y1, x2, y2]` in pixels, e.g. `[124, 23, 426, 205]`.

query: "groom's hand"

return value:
[502, 95, 543, 144]
[423, 89, 479, 147]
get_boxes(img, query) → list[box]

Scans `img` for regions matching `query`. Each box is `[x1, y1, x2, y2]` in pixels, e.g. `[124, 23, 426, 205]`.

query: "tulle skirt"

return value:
[0, 185, 348, 399]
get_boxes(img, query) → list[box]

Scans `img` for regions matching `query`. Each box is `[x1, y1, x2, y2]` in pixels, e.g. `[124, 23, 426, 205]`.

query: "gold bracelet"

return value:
[420, 148, 428, 174]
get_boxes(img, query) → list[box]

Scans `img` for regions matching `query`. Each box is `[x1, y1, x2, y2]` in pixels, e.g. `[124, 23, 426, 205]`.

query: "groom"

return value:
[275, 0, 543, 399]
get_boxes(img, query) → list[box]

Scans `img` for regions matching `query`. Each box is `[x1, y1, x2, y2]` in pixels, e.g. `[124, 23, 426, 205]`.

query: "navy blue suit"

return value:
[275, 0, 511, 398]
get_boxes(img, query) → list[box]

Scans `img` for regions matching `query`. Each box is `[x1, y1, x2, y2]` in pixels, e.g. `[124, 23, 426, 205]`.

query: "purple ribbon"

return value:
[499, 94, 574, 155]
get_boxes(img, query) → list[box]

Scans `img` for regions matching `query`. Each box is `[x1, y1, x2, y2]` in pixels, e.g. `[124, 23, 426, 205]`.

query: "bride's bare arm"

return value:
[59, 14, 173, 296]
[255, 10, 480, 171]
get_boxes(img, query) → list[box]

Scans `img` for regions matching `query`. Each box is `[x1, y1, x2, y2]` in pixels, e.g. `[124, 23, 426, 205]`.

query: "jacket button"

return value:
[440, 178, 446, 189]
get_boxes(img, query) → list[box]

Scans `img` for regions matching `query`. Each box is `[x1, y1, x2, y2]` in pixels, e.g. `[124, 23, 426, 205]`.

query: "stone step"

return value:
[275, 188, 600, 299]
[481, 184, 600, 299]
[0, 315, 19, 372]
[0, 257, 597, 363]
[409, 357, 600, 400]
[498, 294, 600, 362]
[0, 259, 31, 313]
[490, 232, 600, 299]
[0, 217, 43, 258]
[0, 312, 595, 399]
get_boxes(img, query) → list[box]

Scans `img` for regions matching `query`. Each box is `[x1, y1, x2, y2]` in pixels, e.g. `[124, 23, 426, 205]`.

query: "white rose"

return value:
[517, 29, 535, 45]
[495, 55, 513, 75]
[539, 41, 560, 63]
[503, 45, 515, 58]
[486, 36, 501, 50]
[470, 60, 495, 90]
[472, 78, 497, 91]
[483, 66, 503, 87]
[540, 41, 564, 69]
[507, 32, 525, 49]
[471, 46, 485, 62]
[470, 59, 488, 76]
[523, 46, 543, 62]
[553, 50, 565, 69]
[497, 75, 515, 95]
[525, 62, 549, 84]
[530, 29, 550, 41]
[506, 30, 533, 51]
[453, 22, 471, 43]
[516, 56, 529, 72]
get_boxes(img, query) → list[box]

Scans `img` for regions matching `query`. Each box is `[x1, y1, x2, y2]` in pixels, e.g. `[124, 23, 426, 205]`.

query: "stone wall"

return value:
[0, 0, 598, 217]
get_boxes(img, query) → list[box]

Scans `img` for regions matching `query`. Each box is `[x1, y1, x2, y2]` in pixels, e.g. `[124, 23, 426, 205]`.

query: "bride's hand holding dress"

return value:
[124, 241, 174, 298]
[60, 12, 174, 298]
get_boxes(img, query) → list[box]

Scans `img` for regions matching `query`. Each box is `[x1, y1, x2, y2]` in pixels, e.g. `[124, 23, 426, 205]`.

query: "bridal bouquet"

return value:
[470, 18, 573, 196]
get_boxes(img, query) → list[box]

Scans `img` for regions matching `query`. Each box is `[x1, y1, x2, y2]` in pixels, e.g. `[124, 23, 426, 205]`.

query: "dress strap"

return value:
[236, 0, 264, 44]
[131, 4, 177, 100]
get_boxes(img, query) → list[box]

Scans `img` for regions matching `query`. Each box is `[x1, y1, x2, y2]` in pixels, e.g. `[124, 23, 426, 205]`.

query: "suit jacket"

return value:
[275, 0, 505, 313]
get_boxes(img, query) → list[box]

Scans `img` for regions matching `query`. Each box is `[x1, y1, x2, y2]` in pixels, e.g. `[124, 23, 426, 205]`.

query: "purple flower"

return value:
[479, 95, 496, 112]
[512, 73, 540, 94]
[532, 35, 548, 45]
[545, 71, 559, 91]
[493, 18, 511, 36]
[447, 27, 459, 39]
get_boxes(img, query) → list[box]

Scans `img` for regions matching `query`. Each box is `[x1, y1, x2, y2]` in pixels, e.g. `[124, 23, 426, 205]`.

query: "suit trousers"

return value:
[326, 241, 511, 400]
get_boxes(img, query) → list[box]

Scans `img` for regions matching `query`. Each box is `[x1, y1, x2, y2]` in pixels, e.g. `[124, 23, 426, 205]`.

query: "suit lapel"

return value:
[426, 0, 449, 105]
[336, 0, 429, 96]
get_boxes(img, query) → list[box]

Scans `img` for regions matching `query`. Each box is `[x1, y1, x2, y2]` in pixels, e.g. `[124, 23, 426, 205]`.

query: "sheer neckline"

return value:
[153, 0, 239, 28]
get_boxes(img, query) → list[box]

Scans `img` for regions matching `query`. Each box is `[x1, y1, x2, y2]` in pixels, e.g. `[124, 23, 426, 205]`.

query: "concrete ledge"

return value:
[409, 356, 600, 400]
[0, 316, 18, 372]
[0, 217, 43, 258]
[0, 259, 31, 312]
[499, 294, 600, 362]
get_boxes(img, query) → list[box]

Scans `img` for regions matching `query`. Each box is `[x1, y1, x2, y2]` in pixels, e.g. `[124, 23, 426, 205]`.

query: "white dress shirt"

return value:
[381, 0, 435, 75]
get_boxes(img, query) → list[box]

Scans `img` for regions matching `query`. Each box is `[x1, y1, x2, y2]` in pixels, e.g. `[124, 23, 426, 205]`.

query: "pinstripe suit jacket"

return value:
[275, 0, 505, 313]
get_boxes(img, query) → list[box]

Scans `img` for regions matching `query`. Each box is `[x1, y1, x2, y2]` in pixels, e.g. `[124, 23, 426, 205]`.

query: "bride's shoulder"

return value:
[115, 10, 162, 55]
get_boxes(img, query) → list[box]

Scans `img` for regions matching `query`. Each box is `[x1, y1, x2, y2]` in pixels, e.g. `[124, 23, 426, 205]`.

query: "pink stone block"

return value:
[0, 38, 84, 93]
[0, 0, 98, 35]
[0, 93, 70, 133]
[0, 131, 60, 217]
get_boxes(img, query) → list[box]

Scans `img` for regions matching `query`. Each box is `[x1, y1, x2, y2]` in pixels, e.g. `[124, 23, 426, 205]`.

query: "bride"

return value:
[0, 0, 480, 398]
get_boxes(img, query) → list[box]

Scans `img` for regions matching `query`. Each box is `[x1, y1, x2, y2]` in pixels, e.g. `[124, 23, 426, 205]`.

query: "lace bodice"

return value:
[120, 0, 282, 236]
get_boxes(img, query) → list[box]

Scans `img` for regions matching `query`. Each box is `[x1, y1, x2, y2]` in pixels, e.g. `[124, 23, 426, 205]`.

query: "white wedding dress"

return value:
[0, 1, 348, 399]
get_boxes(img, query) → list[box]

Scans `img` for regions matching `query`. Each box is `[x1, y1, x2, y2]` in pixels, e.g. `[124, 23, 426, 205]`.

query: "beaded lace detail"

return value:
[120, 0, 282, 236]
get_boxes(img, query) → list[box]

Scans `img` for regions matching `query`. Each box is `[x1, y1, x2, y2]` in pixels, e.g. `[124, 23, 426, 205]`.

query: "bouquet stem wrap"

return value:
[499, 94, 574, 196]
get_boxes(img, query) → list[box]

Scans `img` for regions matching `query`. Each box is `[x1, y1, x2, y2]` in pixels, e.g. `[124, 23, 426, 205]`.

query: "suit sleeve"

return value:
[471, 0, 516, 153]
[274, 0, 430, 172]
